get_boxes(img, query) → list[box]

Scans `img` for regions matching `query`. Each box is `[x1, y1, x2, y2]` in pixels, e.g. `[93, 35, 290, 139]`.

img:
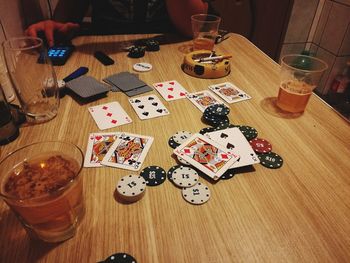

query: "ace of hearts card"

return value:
[84, 132, 119, 167]
[173, 133, 239, 180]
[102, 132, 154, 171]
[152, 80, 188, 101]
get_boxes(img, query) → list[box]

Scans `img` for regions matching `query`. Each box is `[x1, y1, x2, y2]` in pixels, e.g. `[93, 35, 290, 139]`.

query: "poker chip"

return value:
[182, 182, 211, 205]
[140, 166, 166, 186]
[199, 127, 215, 135]
[171, 166, 199, 188]
[133, 62, 152, 72]
[172, 131, 192, 145]
[128, 46, 145, 58]
[205, 104, 230, 117]
[116, 174, 146, 203]
[220, 168, 236, 180]
[177, 156, 190, 165]
[144, 39, 160, 51]
[167, 165, 183, 181]
[249, 138, 272, 154]
[258, 152, 283, 169]
[237, 125, 258, 141]
[103, 252, 137, 263]
[168, 136, 180, 149]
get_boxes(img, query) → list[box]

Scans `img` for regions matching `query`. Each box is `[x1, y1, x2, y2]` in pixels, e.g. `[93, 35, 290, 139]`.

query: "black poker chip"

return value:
[205, 104, 230, 117]
[140, 166, 166, 186]
[128, 46, 145, 58]
[199, 127, 215, 135]
[237, 125, 258, 141]
[168, 136, 180, 149]
[258, 152, 283, 169]
[167, 165, 182, 181]
[103, 252, 137, 263]
[220, 168, 236, 180]
[145, 39, 160, 51]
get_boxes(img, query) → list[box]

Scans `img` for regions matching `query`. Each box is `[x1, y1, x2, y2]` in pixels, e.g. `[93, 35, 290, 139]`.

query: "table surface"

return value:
[1, 34, 350, 263]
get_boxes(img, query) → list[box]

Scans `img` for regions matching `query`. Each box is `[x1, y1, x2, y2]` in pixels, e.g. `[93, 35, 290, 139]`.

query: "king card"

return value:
[88, 101, 132, 130]
[102, 132, 154, 171]
[84, 132, 119, 167]
[205, 127, 260, 168]
[186, 90, 226, 112]
[208, 82, 251, 104]
[173, 133, 239, 180]
[152, 80, 188, 101]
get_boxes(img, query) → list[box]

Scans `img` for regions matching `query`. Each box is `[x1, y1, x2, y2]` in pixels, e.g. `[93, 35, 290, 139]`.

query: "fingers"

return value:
[43, 21, 56, 47]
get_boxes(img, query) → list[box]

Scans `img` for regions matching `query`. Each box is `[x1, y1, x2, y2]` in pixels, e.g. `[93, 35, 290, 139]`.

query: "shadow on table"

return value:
[260, 97, 303, 119]
[0, 209, 60, 261]
[75, 34, 189, 55]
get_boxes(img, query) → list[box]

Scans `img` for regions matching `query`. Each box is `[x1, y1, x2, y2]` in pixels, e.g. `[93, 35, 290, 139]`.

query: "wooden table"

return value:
[1, 34, 350, 262]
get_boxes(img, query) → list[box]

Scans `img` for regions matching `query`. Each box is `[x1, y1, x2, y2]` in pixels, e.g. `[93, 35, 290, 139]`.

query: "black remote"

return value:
[94, 51, 115, 65]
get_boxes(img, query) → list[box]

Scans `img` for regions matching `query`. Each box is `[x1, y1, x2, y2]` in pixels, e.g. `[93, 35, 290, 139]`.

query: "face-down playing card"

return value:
[173, 133, 239, 180]
[65, 75, 110, 98]
[129, 95, 169, 120]
[84, 132, 119, 167]
[152, 80, 188, 101]
[88, 101, 132, 130]
[205, 127, 260, 168]
[208, 82, 251, 104]
[102, 132, 154, 171]
[186, 90, 226, 112]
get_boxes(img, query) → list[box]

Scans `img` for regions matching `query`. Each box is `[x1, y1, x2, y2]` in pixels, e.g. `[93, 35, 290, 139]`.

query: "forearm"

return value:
[165, 0, 208, 37]
[53, 0, 90, 23]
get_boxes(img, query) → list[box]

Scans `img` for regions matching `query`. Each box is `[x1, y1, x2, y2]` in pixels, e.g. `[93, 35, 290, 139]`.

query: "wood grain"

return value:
[0, 34, 350, 263]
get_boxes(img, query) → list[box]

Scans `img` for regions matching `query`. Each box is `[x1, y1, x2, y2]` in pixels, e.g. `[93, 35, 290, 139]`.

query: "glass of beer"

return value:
[191, 14, 221, 51]
[0, 141, 85, 243]
[276, 54, 328, 113]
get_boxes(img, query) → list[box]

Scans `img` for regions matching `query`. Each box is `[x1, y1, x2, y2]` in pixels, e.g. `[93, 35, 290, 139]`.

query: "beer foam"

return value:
[4, 155, 79, 199]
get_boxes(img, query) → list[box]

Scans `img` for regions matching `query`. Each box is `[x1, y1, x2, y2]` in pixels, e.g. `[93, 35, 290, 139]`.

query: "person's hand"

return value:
[25, 20, 80, 47]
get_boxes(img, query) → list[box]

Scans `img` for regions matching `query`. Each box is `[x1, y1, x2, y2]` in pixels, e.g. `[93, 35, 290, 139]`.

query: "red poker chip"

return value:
[249, 138, 272, 154]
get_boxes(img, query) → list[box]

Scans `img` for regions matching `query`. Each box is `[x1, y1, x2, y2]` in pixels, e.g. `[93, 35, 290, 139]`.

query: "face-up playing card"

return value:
[88, 102, 132, 130]
[209, 82, 251, 104]
[101, 132, 154, 171]
[173, 133, 239, 180]
[186, 90, 226, 112]
[153, 80, 188, 101]
[205, 127, 260, 168]
[84, 132, 119, 167]
[129, 95, 169, 120]
[65, 75, 110, 98]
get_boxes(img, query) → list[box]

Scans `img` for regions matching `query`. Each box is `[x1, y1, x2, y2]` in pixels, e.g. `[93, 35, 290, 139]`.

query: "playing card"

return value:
[206, 127, 260, 168]
[84, 132, 119, 167]
[153, 80, 188, 101]
[102, 132, 154, 171]
[209, 82, 251, 104]
[186, 90, 226, 112]
[173, 133, 239, 180]
[65, 75, 110, 98]
[88, 101, 132, 130]
[125, 85, 153, 97]
[104, 72, 146, 91]
[129, 95, 169, 120]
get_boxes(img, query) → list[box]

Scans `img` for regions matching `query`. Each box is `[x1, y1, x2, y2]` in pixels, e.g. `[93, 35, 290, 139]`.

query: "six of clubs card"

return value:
[101, 132, 154, 171]
[173, 133, 239, 180]
[209, 82, 251, 104]
[153, 80, 188, 101]
[129, 95, 169, 120]
[186, 90, 227, 112]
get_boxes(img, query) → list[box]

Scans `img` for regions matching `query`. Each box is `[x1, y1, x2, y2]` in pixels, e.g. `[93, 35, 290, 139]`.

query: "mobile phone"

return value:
[48, 45, 75, 66]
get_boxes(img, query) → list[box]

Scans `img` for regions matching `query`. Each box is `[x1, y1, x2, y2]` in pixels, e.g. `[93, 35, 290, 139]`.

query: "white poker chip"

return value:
[133, 62, 152, 72]
[57, 79, 66, 89]
[182, 182, 211, 205]
[172, 131, 192, 145]
[177, 156, 190, 165]
[172, 166, 199, 188]
[116, 174, 146, 203]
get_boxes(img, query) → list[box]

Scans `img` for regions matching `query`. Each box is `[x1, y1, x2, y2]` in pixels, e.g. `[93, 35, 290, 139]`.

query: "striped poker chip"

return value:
[258, 152, 283, 169]
[172, 131, 192, 144]
[171, 166, 199, 188]
[205, 104, 230, 117]
[167, 165, 183, 181]
[103, 252, 137, 263]
[140, 166, 166, 186]
[237, 125, 258, 141]
[249, 138, 272, 153]
[116, 174, 146, 203]
[168, 136, 180, 149]
[199, 127, 215, 135]
[182, 182, 211, 205]
[220, 168, 236, 180]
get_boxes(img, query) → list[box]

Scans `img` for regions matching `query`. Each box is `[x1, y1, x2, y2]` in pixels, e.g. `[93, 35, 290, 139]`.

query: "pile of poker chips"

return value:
[202, 104, 230, 127]
[127, 39, 160, 58]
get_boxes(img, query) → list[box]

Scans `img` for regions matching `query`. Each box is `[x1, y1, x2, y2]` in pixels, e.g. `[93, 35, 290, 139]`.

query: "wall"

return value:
[281, 0, 350, 94]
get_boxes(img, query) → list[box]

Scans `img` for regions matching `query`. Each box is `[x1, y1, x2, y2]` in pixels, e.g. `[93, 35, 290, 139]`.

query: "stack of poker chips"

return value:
[202, 104, 230, 127]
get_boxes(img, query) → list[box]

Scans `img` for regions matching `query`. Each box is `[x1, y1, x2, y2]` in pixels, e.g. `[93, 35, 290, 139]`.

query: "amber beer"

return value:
[276, 80, 315, 113]
[0, 145, 84, 243]
[193, 37, 215, 51]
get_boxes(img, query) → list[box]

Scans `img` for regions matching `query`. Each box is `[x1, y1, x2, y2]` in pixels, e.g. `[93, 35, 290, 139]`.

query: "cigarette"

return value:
[194, 55, 232, 62]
